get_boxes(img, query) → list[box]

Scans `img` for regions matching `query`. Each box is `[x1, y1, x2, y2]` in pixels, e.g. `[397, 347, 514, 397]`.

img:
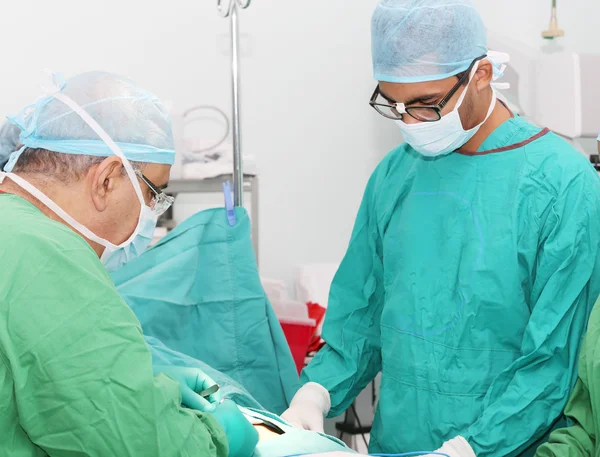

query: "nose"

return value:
[400, 115, 421, 126]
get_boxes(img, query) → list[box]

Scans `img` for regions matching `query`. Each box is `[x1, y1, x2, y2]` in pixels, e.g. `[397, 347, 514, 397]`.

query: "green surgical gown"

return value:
[535, 296, 600, 457]
[302, 114, 600, 457]
[112, 207, 300, 414]
[0, 192, 228, 457]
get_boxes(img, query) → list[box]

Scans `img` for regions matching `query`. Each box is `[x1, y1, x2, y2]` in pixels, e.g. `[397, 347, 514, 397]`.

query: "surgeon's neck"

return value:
[459, 100, 512, 154]
[0, 175, 105, 257]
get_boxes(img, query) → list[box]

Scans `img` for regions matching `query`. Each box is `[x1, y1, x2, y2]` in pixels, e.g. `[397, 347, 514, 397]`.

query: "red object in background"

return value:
[307, 302, 326, 326]
[307, 302, 327, 353]
[280, 319, 316, 374]
[308, 337, 326, 354]
[280, 302, 328, 374]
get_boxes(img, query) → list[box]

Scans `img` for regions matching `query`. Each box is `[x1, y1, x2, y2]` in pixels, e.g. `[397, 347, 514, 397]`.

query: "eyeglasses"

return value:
[135, 169, 174, 217]
[369, 55, 486, 122]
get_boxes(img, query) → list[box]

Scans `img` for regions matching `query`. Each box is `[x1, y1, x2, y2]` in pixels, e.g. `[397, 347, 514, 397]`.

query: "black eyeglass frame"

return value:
[134, 169, 175, 217]
[369, 55, 487, 122]
[135, 170, 162, 196]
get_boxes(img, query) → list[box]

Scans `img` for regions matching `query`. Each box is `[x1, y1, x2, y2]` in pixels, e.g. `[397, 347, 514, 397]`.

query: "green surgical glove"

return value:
[212, 400, 259, 457]
[153, 365, 222, 412]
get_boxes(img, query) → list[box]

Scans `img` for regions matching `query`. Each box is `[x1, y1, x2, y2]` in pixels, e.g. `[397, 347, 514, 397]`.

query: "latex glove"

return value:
[427, 437, 477, 457]
[281, 382, 331, 433]
[153, 365, 222, 412]
[212, 400, 259, 457]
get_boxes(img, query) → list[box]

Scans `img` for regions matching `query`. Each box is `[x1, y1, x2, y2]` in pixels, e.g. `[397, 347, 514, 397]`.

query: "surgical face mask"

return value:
[3, 171, 158, 272]
[395, 61, 497, 158]
[100, 203, 158, 272]
[0, 90, 159, 272]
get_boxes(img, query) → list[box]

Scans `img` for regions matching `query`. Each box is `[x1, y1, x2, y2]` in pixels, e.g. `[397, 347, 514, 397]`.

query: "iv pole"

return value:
[217, 0, 252, 206]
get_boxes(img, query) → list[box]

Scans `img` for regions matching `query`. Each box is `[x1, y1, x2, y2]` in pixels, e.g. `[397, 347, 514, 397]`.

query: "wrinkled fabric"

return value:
[0, 193, 228, 457]
[535, 296, 600, 457]
[1, 75, 167, 275]
[111, 207, 300, 414]
[145, 336, 354, 456]
[302, 114, 600, 457]
[146, 335, 263, 410]
[4, 71, 175, 169]
[0, 120, 20, 168]
[371, 0, 488, 82]
[242, 408, 354, 457]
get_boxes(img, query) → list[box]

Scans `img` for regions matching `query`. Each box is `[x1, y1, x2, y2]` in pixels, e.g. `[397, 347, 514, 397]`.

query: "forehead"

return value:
[141, 163, 171, 184]
[378, 76, 458, 104]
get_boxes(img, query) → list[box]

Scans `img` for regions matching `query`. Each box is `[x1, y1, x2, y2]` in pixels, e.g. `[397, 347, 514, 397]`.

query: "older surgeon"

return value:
[282, 1, 600, 457]
[0, 72, 257, 457]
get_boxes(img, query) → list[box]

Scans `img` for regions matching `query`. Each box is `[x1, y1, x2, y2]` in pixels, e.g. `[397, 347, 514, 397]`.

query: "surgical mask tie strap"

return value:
[49, 91, 145, 205]
[3, 73, 149, 251]
[2, 171, 119, 248]
[487, 51, 511, 90]
[3, 146, 27, 173]
[453, 60, 481, 110]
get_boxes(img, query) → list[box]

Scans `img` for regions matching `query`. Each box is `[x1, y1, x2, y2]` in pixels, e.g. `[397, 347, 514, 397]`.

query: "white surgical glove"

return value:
[429, 436, 477, 457]
[281, 382, 331, 433]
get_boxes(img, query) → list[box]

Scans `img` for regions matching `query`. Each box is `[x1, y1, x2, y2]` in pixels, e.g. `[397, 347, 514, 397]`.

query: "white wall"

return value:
[0, 0, 597, 285]
[473, 0, 599, 55]
[241, 0, 400, 282]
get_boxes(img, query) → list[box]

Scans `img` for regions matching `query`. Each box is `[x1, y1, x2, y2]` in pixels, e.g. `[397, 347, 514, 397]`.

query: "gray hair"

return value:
[11, 148, 147, 183]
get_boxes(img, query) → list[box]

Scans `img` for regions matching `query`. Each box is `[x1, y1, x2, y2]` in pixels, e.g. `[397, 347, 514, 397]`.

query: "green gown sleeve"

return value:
[3, 225, 229, 457]
[301, 170, 386, 416]
[464, 169, 600, 457]
[535, 299, 600, 457]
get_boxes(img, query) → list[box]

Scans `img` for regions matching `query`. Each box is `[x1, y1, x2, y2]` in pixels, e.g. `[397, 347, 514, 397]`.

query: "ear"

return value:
[474, 59, 493, 92]
[88, 157, 123, 212]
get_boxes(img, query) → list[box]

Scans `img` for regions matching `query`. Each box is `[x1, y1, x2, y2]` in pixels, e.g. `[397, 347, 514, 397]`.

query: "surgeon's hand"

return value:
[425, 437, 477, 457]
[281, 382, 331, 433]
[153, 365, 222, 412]
[212, 399, 259, 457]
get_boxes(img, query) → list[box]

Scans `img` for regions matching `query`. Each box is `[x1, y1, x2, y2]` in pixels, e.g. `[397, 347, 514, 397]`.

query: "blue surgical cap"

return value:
[0, 121, 21, 169]
[5, 72, 175, 169]
[372, 0, 489, 83]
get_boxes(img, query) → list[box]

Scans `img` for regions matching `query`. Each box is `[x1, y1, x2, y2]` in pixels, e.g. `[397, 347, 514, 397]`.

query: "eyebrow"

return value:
[404, 92, 444, 106]
[379, 89, 443, 107]
[379, 89, 398, 103]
